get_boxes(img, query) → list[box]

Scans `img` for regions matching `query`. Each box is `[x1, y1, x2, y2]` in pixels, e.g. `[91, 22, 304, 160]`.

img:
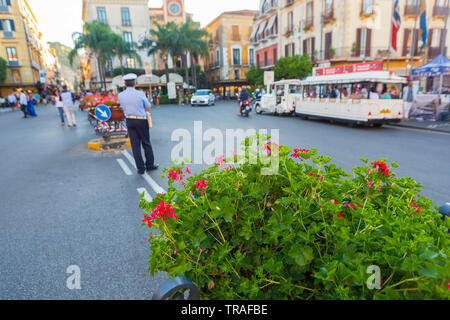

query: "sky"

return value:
[26, 0, 260, 48]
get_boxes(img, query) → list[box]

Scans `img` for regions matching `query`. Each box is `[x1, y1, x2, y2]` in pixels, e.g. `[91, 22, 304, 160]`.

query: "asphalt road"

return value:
[0, 101, 448, 300]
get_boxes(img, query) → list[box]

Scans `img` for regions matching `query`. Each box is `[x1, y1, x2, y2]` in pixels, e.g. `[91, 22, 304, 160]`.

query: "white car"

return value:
[191, 90, 215, 106]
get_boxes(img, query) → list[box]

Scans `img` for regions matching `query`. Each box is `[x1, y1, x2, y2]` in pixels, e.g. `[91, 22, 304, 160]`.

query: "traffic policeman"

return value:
[119, 73, 159, 175]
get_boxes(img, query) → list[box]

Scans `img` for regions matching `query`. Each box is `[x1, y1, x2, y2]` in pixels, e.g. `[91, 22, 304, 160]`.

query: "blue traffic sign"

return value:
[95, 104, 111, 121]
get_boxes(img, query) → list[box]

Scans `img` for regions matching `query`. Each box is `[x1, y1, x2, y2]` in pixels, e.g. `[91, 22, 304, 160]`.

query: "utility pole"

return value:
[438, 0, 449, 97]
[409, 0, 420, 80]
[387, 0, 396, 71]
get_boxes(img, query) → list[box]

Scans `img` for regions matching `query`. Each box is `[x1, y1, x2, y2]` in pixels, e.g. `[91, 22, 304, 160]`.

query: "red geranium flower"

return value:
[194, 179, 208, 196]
[291, 148, 311, 160]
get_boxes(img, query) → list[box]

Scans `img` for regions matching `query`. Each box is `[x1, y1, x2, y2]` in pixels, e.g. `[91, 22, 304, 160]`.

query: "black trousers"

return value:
[126, 118, 155, 172]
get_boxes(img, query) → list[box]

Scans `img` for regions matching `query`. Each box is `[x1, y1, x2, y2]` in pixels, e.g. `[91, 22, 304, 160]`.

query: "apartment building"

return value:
[204, 10, 258, 96]
[250, 0, 281, 69]
[0, 0, 60, 97]
[257, 0, 449, 77]
[82, 0, 150, 88]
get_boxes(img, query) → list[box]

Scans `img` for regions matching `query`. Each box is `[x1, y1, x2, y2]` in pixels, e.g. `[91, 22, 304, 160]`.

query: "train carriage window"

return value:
[289, 84, 301, 94]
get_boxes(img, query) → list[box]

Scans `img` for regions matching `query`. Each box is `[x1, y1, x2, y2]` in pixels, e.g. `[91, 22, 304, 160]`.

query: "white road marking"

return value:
[137, 188, 153, 202]
[122, 150, 167, 194]
[116, 159, 133, 176]
[122, 149, 137, 169]
[143, 173, 166, 194]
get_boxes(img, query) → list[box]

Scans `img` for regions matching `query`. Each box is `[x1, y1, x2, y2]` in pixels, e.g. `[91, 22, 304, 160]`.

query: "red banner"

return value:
[316, 61, 383, 76]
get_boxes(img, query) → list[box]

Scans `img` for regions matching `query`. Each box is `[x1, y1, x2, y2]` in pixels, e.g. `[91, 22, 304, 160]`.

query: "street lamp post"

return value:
[438, 0, 449, 98]
[409, 0, 421, 80]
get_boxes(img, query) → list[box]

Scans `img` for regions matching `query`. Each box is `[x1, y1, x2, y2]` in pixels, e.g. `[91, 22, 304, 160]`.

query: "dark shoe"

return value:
[147, 164, 159, 172]
[138, 170, 146, 175]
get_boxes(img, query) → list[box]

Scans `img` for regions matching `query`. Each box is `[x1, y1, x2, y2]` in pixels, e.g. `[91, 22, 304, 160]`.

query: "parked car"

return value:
[191, 90, 215, 106]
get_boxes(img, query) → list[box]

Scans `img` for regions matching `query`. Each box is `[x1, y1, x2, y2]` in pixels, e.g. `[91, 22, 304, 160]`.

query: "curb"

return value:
[390, 123, 450, 134]
[87, 138, 131, 151]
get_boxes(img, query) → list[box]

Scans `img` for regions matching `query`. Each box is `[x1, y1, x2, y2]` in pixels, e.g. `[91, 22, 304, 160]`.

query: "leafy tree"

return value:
[181, 19, 208, 88]
[110, 33, 142, 76]
[274, 54, 313, 81]
[246, 66, 264, 86]
[69, 21, 116, 91]
[140, 22, 179, 85]
[0, 57, 7, 83]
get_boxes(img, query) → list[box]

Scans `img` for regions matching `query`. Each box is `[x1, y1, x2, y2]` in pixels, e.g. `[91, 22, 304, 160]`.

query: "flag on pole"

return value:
[418, 0, 428, 47]
[391, 0, 401, 51]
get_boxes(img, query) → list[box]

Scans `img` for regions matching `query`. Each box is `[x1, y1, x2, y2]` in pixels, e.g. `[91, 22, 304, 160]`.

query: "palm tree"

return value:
[69, 21, 116, 91]
[181, 19, 208, 88]
[110, 33, 143, 76]
[140, 21, 178, 85]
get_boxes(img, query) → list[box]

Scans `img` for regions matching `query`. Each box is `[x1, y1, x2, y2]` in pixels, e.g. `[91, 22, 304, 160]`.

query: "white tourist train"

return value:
[254, 71, 408, 127]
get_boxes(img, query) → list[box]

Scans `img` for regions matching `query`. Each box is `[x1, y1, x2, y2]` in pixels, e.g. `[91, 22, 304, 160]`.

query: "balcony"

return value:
[304, 18, 313, 31]
[0, 5, 9, 13]
[31, 60, 40, 70]
[433, 6, 449, 16]
[8, 61, 20, 67]
[284, 26, 294, 36]
[3, 31, 14, 38]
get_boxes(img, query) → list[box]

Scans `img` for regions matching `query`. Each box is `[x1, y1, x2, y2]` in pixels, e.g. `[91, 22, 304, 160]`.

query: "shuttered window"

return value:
[356, 28, 372, 57]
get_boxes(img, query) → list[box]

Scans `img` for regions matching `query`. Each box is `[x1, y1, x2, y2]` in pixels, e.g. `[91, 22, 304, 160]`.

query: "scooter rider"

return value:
[238, 87, 249, 116]
[254, 88, 262, 100]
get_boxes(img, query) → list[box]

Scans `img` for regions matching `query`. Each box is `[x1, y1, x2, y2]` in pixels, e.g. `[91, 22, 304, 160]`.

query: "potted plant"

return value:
[328, 47, 336, 59]
[351, 42, 357, 57]
[141, 135, 450, 300]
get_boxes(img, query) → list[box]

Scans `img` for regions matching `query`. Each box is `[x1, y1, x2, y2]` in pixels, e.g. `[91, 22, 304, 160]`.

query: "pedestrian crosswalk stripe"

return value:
[122, 150, 167, 194]
[117, 159, 133, 176]
[137, 188, 152, 202]
[142, 173, 166, 194]
[122, 149, 137, 169]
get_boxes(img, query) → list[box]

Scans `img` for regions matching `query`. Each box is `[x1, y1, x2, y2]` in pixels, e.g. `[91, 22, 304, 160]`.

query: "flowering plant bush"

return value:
[80, 95, 123, 115]
[141, 135, 449, 300]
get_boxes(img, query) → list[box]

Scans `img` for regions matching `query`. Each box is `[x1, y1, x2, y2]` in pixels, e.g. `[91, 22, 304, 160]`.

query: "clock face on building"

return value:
[169, 2, 181, 15]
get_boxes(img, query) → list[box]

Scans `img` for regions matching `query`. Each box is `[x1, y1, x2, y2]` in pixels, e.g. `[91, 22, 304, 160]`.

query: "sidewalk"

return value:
[391, 119, 450, 133]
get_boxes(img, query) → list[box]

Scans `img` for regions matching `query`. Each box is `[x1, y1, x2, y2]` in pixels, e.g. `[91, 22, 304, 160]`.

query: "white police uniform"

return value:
[119, 74, 157, 174]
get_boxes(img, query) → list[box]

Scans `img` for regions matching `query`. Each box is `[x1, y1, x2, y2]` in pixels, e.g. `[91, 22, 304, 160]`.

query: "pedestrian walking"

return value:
[54, 91, 65, 126]
[119, 73, 159, 175]
[19, 90, 29, 118]
[26, 91, 38, 117]
[60, 85, 77, 128]
[178, 87, 184, 106]
[7, 92, 17, 112]
[153, 89, 160, 107]
[402, 82, 417, 121]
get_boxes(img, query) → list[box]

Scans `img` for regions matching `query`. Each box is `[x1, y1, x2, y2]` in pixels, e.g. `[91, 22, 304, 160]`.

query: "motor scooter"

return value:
[239, 100, 252, 117]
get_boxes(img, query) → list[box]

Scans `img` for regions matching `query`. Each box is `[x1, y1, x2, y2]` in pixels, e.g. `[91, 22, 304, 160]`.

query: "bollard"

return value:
[152, 277, 201, 300]
[440, 203, 450, 233]
[439, 203, 450, 218]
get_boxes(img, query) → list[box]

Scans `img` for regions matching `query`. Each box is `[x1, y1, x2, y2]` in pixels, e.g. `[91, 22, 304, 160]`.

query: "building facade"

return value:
[254, 0, 449, 77]
[251, 0, 281, 70]
[82, 0, 151, 89]
[0, 0, 60, 97]
[204, 10, 258, 96]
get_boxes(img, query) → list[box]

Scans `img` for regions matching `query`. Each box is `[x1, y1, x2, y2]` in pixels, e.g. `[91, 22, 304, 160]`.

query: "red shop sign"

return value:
[316, 61, 383, 76]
